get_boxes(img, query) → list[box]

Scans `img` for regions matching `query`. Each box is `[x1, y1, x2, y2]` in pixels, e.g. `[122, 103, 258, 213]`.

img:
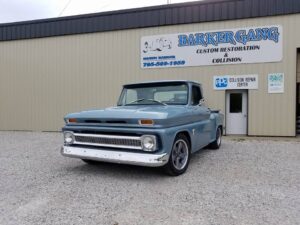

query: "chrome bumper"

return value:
[61, 146, 169, 167]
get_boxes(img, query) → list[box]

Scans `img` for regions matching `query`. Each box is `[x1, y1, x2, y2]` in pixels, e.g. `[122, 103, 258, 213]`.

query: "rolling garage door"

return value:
[297, 51, 300, 134]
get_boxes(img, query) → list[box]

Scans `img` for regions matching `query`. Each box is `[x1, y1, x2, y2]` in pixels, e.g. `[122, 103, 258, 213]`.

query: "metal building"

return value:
[0, 0, 300, 136]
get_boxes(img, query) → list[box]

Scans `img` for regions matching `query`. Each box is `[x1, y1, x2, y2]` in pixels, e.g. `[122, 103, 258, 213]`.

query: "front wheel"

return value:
[164, 134, 191, 176]
[209, 127, 222, 150]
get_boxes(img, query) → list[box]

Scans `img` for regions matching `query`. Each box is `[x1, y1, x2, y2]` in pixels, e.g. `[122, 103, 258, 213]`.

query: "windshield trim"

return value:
[117, 82, 189, 106]
[123, 81, 188, 89]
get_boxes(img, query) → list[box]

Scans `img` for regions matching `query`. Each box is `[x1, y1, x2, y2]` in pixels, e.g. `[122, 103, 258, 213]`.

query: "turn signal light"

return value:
[139, 119, 154, 125]
[68, 118, 77, 123]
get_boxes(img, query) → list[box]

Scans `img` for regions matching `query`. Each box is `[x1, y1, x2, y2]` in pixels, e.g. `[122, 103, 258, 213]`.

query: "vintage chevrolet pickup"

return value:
[61, 80, 224, 175]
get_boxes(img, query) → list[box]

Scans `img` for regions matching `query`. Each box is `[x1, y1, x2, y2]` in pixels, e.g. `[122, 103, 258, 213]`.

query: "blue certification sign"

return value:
[268, 73, 284, 93]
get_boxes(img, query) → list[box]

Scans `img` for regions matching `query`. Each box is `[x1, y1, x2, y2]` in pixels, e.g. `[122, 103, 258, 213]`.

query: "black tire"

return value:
[209, 127, 222, 150]
[81, 159, 99, 164]
[164, 133, 191, 176]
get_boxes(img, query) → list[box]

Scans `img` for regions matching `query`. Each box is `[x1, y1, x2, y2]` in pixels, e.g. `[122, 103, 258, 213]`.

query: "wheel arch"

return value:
[174, 130, 191, 147]
[218, 125, 223, 135]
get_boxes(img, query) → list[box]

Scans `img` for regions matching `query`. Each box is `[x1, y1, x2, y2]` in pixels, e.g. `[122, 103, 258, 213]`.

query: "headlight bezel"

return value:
[141, 135, 157, 152]
[64, 131, 75, 145]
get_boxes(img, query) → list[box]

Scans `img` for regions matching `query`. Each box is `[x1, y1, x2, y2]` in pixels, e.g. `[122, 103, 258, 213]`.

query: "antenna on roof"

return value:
[167, 0, 171, 4]
[58, 0, 73, 17]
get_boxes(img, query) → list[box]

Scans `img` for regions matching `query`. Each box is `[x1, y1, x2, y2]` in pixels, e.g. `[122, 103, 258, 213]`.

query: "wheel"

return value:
[81, 159, 98, 164]
[209, 127, 222, 150]
[164, 133, 191, 176]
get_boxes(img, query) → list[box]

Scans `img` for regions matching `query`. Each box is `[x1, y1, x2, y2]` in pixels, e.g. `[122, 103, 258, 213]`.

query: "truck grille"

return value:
[73, 133, 142, 150]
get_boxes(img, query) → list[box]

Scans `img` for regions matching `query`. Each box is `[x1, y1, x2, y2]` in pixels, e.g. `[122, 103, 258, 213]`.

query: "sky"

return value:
[0, 0, 201, 24]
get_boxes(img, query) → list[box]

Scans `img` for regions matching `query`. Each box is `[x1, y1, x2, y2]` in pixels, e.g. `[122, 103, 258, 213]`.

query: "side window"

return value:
[191, 85, 203, 106]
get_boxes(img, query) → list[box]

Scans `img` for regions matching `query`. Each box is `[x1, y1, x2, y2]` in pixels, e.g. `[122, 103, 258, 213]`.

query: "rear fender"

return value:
[210, 112, 224, 141]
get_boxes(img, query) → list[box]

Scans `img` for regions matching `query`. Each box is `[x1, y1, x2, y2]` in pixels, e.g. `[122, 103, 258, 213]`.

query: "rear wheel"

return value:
[164, 134, 191, 176]
[209, 127, 222, 150]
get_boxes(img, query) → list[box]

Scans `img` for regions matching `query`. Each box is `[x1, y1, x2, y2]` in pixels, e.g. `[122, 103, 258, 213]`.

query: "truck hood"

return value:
[66, 105, 189, 120]
[65, 105, 210, 128]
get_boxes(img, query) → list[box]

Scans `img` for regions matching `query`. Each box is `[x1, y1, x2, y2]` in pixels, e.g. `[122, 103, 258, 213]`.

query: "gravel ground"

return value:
[0, 132, 299, 225]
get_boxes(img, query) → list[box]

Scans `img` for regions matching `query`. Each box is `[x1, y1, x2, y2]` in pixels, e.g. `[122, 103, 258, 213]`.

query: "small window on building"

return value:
[230, 93, 242, 113]
[191, 85, 203, 105]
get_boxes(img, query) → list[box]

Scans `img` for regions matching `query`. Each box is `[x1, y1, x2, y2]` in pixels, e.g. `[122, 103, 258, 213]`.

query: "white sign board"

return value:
[141, 25, 282, 69]
[213, 75, 258, 90]
[268, 73, 284, 93]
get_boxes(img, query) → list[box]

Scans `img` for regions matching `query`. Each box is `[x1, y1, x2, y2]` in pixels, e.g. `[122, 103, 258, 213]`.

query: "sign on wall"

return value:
[141, 25, 282, 69]
[213, 75, 258, 90]
[268, 73, 284, 93]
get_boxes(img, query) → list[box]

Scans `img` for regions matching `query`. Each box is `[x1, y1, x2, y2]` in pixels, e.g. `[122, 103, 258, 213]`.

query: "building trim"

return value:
[0, 0, 300, 41]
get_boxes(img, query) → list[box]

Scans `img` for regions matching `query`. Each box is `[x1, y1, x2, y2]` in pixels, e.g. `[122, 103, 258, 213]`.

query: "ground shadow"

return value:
[62, 148, 215, 179]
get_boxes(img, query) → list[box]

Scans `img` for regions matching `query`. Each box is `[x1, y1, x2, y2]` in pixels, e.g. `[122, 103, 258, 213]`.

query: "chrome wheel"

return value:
[217, 128, 221, 146]
[171, 139, 189, 170]
[209, 127, 222, 150]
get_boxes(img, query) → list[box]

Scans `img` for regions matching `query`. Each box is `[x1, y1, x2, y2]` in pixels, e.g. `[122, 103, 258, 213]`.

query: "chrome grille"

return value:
[73, 133, 142, 150]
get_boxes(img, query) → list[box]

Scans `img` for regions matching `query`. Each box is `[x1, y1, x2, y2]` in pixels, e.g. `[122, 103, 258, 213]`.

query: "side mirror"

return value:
[199, 99, 205, 106]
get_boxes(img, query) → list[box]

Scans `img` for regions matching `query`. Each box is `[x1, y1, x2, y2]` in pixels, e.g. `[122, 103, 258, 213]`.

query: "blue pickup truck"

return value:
[61, 80, 224, 175]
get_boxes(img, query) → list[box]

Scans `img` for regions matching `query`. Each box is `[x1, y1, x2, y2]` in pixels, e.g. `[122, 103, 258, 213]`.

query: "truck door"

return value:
[191, 85, 211, 148]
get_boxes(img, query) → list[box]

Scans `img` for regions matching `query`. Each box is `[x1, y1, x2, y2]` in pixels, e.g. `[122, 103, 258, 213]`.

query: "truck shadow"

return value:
[190, 148, 212, 162]
[63, 148, 213, 179]
[64, 160, 166, 179]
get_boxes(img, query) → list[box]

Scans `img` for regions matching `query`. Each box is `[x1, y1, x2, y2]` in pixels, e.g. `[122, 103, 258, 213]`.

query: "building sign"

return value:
[268, 73, 284, 93]
[213, 75, 258, 90]
[141, 25, 282, 69]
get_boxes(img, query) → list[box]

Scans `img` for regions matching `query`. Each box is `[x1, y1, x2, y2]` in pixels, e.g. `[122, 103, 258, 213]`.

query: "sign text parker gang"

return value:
[141, 25, 282, 68]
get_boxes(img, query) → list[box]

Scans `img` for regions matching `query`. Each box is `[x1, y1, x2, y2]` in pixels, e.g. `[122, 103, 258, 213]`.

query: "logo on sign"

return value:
[215, 77, 228, 88]
[142, 37, 172, 53]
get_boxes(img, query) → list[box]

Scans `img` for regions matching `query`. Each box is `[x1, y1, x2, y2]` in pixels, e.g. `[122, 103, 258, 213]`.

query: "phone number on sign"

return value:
[143, 60, 186, 67]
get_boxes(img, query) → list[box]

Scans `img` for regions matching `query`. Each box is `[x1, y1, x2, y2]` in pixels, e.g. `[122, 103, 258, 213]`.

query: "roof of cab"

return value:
[123, 80, 201, 87]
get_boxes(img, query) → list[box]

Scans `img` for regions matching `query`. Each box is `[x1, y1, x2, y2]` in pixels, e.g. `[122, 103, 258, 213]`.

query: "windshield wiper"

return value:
[125, 98, 167, 106]
[126, 98, 145, 105]
[147, 99, 167, 106]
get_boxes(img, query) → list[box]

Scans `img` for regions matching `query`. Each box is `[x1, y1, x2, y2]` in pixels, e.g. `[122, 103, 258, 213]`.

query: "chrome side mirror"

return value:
[199, 99, 205, 106]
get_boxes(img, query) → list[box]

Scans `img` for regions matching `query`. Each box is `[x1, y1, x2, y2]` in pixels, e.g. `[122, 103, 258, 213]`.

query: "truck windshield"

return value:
[119, 83, 188, 106]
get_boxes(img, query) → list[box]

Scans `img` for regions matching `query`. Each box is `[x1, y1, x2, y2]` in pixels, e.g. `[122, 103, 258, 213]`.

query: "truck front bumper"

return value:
[61, 146, 169, 167]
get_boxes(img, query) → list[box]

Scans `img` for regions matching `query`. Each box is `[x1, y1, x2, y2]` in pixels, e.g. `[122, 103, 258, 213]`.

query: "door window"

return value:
[191, 86, 203, 105]
[229, 93, 243, 113]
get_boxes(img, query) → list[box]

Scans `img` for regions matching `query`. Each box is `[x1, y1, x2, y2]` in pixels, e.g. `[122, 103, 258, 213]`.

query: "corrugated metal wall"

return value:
[0, 14, 299, 136]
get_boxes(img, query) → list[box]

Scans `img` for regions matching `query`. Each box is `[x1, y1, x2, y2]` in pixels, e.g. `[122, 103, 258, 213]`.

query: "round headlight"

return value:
[64, 132, 74, 144]
[141, 135, 157, 151]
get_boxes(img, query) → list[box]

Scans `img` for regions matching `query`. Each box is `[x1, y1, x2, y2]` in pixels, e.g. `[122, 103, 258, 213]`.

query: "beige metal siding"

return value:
[0, 14, 300, 135]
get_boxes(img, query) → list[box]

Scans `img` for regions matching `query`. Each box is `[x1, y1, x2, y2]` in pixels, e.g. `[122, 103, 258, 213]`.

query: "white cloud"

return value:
[61, 0, 167, 16]
[0, 0, 202, 23]
[0, 0, 67, 23]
